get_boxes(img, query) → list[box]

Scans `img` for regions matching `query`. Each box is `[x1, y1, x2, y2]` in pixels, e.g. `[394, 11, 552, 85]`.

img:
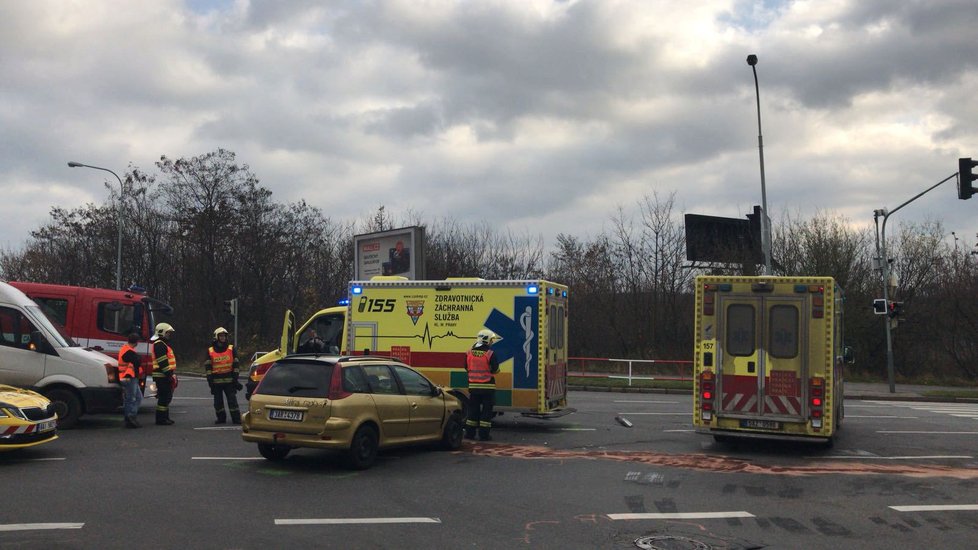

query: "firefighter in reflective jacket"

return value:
[151, 323, 177, 426]
[205, 327, 241, 424]
[465, 329, 500, 441]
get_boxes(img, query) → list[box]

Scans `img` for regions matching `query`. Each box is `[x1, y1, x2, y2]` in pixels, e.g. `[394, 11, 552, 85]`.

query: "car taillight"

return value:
[809, 377, 824, 430]
[327, 366, 352, 400]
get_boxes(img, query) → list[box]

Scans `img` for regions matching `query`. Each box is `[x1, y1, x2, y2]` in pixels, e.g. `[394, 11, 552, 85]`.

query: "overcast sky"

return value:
[2, 0, 976, 254]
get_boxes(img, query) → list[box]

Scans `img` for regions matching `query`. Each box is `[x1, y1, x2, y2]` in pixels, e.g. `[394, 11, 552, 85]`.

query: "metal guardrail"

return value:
[568, 356, 693, 386]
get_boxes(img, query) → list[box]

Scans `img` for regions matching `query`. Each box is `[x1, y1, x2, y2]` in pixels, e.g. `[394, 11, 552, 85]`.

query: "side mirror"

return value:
[843, 346, 855, 365]
[30, 330, 55, 355]
[432, 386, 443, 398]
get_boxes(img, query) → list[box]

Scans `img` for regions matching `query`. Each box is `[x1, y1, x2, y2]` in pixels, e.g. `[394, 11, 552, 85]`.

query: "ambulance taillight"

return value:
[699, 371, 715, 421]
[809, 377, 825, 430]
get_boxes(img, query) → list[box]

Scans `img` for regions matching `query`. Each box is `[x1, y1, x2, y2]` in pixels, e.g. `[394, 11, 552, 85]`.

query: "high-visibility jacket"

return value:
[151, 340, 176, 379]
[117, 344, 138, 380]
[207, 345, 236, 383]
[466, 348, 495, 390]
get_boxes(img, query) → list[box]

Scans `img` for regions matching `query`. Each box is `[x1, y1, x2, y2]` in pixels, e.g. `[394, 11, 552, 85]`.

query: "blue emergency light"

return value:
[527, 285, 539, 295]
[352, 286, 363, 295]
[337, 298, 350, 306]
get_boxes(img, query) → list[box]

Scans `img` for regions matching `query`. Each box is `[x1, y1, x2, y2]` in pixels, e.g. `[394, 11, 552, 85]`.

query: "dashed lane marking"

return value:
[608, 511, 754, 520]
[890, 505, 978, 512]
[878, 430, 978, 435]
[846, 415, 919, 418]
[194, 426, 242, 431]
[810, 455, 973, 460]
[275, 518, 441, 525]
[192, 457, 264, 460]
[0, 523, 84, 532]
[613, 400, 680, 404]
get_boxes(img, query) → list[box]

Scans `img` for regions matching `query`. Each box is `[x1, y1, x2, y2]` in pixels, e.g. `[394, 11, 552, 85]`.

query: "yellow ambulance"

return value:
[692, 276, 850, 444]
[248, 278, 572, 419]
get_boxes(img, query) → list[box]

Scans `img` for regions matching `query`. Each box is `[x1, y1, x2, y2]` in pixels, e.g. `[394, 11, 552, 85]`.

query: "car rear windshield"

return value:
[256, 361, 333, 398]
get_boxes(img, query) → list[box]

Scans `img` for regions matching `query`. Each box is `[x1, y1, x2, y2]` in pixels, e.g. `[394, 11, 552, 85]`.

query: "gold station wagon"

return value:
[241, 355, 464, 469]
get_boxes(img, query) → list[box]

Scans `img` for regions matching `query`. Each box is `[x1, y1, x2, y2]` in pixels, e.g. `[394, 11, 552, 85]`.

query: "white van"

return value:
[0, 281, 121, 428]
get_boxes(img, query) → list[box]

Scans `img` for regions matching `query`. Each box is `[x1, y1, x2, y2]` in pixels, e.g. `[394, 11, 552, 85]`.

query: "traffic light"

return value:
[887, 301, 904, 318]
[873, 299, 887, 315]
[959, 157, 977, 200]
[223, 298, 237, 316]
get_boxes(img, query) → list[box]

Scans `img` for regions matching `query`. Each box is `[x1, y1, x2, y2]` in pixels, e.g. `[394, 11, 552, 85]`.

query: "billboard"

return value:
[684, 210, 763, 264]
[354, 226, 426, 280]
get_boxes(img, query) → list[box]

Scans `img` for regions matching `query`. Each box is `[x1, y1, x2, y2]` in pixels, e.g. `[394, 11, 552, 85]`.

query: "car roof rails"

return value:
[338, 354, 396, 362]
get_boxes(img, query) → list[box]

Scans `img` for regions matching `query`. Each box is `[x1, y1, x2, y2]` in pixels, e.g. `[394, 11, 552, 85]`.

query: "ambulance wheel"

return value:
[441, 413, 463, 451]
[45, 388, 81, 430]
[347, 425, 379, 470]
[258, 443, 290, 461]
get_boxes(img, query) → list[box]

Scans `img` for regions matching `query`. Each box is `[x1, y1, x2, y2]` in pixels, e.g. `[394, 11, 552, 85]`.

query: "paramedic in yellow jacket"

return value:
[151, 323, 177, 426]
[464, 329, 500, 441]
[204, 327, 241, 424]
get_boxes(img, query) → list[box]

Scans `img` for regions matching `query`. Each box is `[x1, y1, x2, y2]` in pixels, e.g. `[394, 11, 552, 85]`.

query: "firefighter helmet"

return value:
[213, 327, 229, 338]
[475, 329, 496, 345]
[155, 323, 175, 337]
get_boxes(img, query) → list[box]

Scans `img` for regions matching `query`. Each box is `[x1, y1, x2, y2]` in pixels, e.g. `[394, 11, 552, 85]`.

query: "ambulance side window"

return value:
[726, 304, 755, 357]
[769, 305, 799, 359]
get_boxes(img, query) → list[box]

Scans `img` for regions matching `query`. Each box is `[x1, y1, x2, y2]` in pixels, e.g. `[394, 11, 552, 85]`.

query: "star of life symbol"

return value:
[405, 300, 425, 325]
[520, 306, 533, 377]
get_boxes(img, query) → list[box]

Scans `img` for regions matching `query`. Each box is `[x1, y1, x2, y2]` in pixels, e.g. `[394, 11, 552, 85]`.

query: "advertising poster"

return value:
[354, 226, 425, 280]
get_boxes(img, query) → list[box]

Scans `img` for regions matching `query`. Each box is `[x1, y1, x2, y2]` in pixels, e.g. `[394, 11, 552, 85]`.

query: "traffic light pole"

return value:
[874, 172, 956, 393]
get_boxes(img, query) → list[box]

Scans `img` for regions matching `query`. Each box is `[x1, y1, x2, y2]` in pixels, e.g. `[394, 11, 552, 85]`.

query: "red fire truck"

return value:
[9, 282, 173, 383]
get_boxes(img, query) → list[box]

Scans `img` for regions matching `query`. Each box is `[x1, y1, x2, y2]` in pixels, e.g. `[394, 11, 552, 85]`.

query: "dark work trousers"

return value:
[465, 388, 495, 440]
[211, 383, 241, 423]
[155, 376, 174, 424]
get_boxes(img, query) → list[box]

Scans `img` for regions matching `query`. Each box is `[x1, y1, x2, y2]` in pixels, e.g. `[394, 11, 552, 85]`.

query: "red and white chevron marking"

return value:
[763, 395, 802, 416]
[1, 420, 56, 436]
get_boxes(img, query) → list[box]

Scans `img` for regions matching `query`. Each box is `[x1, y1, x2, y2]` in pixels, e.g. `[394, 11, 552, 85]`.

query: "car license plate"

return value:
[740, 419, 780, 430]
[37, 420, 57, 432]
[269, 409, 304, 422]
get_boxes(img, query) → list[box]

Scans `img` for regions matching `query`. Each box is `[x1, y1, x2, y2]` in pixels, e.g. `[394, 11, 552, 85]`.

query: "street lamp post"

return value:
[747, 54, 772, 275]
[68, 161, 124, 290]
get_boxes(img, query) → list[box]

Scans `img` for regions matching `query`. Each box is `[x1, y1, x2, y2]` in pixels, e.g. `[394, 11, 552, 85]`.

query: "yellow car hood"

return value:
[0, 384, 50, 409]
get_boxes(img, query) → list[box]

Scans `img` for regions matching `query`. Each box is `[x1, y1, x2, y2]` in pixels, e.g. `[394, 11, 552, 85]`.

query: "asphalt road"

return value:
[2, 380, 977, 549]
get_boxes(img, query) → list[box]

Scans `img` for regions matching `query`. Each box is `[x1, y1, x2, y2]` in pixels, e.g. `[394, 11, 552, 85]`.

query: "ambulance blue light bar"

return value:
[337, 298, 350, 306]
[351, 286, 363, 295]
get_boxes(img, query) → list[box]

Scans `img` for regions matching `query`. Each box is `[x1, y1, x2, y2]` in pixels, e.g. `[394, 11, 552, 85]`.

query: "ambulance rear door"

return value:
[716, 291, 806, 428]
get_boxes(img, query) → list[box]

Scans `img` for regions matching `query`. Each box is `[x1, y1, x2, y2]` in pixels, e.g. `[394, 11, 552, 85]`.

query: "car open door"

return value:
[280, 310, 296, 356]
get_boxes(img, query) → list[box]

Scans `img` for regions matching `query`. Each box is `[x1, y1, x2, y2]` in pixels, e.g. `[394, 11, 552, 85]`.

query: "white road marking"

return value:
[194, 426, 242, 431]
[608, 511, 754, 520]
[20, 457, 67, 462]
[878, 430, 978, 435]
[845, 415, 918, 419]
[890, 505, 978, 512]
[812, 455, 973, 460]
[0, 523, 84, 532]
[616, 412, 688, 416]
[192, 457, 265, 460]
[275, 518, 441, 525]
